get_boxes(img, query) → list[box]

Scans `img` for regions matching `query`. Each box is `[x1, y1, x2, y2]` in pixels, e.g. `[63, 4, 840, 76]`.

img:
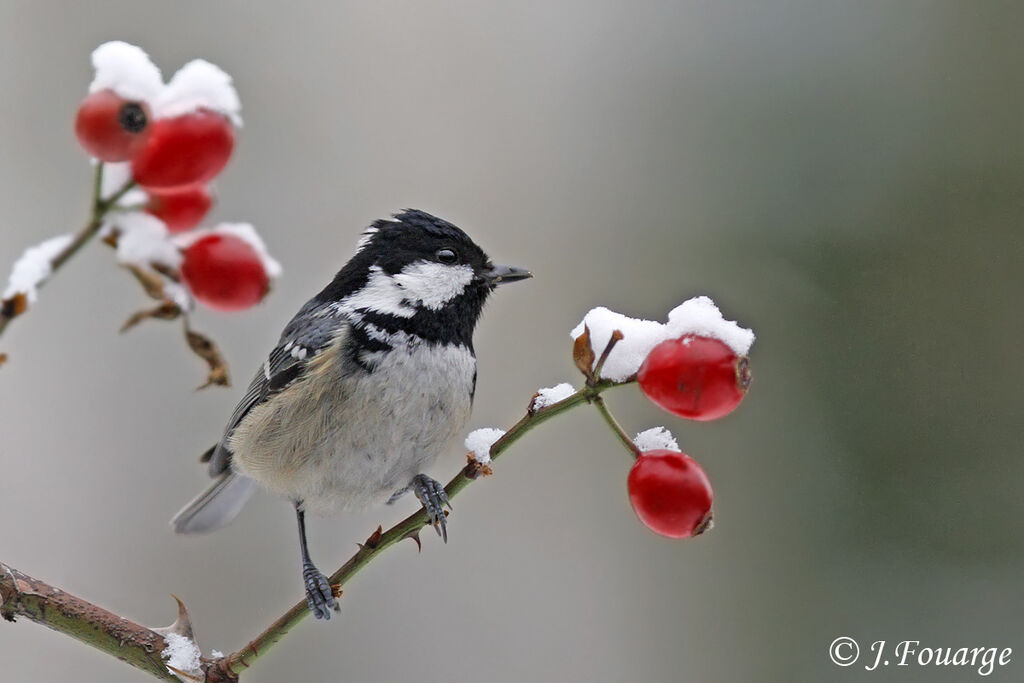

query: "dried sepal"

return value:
[572, 324, 596, 380]
[125, 263, 170, 301]
[0, 293, 29, 320]
[185, 325, 230, 389]
[465, 453, 493, 479]
[0, 353, 7, 367]
[121, 300, 182, 332]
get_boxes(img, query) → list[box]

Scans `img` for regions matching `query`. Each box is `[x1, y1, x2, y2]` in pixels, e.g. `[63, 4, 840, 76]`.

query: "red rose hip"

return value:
[74, 90, 151, 161]
[131, 110, 234, 190]
[628, 450, 713, 538]
[145, 187, 214, 232]
[181, 234, 269, 312]
[638, 335, 751, 421]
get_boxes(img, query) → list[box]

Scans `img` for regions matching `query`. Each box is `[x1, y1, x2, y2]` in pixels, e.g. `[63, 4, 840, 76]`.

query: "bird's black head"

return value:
[318, 209, 530, 349]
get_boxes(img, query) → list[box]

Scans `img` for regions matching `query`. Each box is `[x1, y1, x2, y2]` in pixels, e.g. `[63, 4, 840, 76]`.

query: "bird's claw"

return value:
[302, 561, 339, 620]
[411, 474, 451, 543]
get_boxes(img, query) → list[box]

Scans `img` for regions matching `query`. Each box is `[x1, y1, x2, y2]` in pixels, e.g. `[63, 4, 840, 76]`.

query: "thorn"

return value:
[152, 594, 194, 639]
[358, 526, 384, 550]
[402, 528, 422, 553]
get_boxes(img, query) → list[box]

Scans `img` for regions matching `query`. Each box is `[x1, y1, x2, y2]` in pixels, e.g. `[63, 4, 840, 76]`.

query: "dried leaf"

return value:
[572, 324, 595, 379]
[185, 327, 231, 389]
[120, 301, 182, 332]
[0, 293, 29, 319]
[126, 264, 169, 301]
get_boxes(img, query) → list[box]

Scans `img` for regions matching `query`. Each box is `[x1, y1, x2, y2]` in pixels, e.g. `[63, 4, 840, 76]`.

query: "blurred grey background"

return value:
[1, 1, 1022, 681]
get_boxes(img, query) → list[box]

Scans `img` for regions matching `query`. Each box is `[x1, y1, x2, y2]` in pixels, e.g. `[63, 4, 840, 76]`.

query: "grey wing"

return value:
[206, 301, 348, 476]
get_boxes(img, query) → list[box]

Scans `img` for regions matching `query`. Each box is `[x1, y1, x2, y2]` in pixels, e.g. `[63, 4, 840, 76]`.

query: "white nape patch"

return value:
[570, 296, 755, 381]
[394, 261, 474, 311]
[531, 383, 576, 411]
[465, 428, 505, 465]
[354, 226, 378, 253]
[336, 266, 416, 318]
[666, 296, 755, 356]
[154, 59, 242, 126]
[110, 212, 182, 270]
[633, 427, 681, 453]
[89, 41, 163, 103]
[3, 235, 74, 303]
[161, 633, 202, 680]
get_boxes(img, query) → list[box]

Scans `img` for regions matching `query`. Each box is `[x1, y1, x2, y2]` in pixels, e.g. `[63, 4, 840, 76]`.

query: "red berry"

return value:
[638, 335, 751, 421]
[74, 90, 151, 161]
[131, 110, 234, 191]
[145, 187, 214, 233]
[627, 450, 713, 538]
[181, 234, 269, 312]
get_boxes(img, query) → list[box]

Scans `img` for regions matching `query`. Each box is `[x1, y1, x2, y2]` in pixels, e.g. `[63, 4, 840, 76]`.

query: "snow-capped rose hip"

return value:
[74, 90, 151, 161]
[131, 110, 234, 190]
[627, 450, 713, 538]
[638, 335, 751, 421]
[145, 187, 213, 232]
[181, 233, 269, 312]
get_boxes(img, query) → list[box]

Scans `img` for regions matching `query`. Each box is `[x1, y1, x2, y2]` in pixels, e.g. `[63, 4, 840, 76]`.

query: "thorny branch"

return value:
[1, 335, 640, 682]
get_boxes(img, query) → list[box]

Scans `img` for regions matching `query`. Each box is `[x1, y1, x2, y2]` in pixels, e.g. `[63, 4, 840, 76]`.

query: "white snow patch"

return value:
[531, 383, 576, 411]
[161, 632, 201, 679]
[3, 235, 74, 303]
[99, 161, 148, 206]
[570, 297, 755, 381]
[175, 223, 281, 279]
[88, 41, 163, 103]
[211, 650, 225, 659]
[110, 212, 182, 270]
[465, 428, 505, 464]
[155, 59, 242, 126]
[570, 307, 667, 382]
[666, 296, 755, 356]
[633, 427, 681, 453]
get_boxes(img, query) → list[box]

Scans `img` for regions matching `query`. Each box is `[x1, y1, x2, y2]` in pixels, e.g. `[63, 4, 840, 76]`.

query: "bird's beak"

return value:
[483, 264, 532, 286]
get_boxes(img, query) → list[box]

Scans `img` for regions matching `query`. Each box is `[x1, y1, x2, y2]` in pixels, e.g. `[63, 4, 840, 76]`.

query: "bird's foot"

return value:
[411, 474, 451, 543]
[302, 561, 339, 620]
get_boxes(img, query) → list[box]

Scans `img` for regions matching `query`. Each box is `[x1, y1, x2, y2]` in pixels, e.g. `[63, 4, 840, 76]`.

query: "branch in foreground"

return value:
[0, 376, 627, 683]
[0, 562, 178, 681]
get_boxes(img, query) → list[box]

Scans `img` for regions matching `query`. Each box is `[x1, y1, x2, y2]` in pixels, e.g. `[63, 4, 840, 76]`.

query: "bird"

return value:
[171, 209, 531, 619]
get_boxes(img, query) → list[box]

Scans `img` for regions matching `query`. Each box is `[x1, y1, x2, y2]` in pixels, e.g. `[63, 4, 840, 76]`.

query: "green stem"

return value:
[214, 379, 623, 678]
[592, 394, 641, 458]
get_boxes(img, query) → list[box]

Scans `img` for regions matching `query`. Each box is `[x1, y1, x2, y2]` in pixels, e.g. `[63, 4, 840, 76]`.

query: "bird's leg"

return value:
[409, 474, 452, 543]
[295, 502, 338, 620]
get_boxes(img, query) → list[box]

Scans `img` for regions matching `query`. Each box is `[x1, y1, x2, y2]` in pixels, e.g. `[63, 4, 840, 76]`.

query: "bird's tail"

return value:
[171, 471, 257, 534]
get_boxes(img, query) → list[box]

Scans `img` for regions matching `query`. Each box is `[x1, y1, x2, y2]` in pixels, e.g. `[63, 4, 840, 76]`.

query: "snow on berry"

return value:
[176, 223, 281, 279]
[465, 428, 506, 464]
[570, 297, 755, 382]
[109, 212, 183, 271]
[531, 382, 576, 411]
[570, 307, 670, 382]
[633, 427, 681, 453]
[3, 235, 73, 303]
[665, 296, 755, 357]
[88, 41, 163, 104]
[154, 59, 242, 126]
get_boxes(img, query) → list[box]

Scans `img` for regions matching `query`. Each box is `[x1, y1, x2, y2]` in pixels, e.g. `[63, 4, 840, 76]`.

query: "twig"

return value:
[592, 394, 641, 458]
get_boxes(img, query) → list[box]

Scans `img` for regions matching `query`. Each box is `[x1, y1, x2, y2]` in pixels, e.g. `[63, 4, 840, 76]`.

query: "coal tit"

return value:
[171, 209, 530, 619]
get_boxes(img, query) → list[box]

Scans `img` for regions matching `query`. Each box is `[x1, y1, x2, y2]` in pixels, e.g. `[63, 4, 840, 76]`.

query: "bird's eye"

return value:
[435, 248, 458, 264]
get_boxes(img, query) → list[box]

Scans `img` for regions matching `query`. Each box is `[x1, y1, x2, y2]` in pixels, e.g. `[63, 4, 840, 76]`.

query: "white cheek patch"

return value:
[338, 266, 416, 318]
[394, 261, 475, 311]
